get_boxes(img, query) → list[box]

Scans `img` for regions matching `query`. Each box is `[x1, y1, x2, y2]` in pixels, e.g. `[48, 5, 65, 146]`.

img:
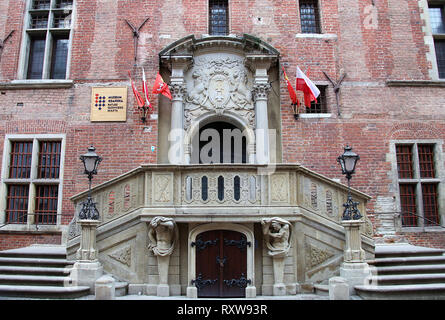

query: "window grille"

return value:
[209, 0, 229, 36]
[6, 185, 29, 224]
[299, 0, 321, 34]
[35, 185, 58, 225]
[305, 86, 327, 113]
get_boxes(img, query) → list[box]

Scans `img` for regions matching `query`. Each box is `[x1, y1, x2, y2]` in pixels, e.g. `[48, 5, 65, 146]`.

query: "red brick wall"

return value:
[0, 233, 61, 251]
[0, 0, 443, 251]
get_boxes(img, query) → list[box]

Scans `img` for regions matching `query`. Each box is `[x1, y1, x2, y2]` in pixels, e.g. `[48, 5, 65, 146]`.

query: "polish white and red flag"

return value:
[128, 71, 145, 108]
[295, 66, 320, 107]
[141, 67, 152, 110]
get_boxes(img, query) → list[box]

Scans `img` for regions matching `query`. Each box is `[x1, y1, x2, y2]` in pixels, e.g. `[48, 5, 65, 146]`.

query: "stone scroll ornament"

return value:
[147, 217, 178, 256]
[261, 217, 293, 258]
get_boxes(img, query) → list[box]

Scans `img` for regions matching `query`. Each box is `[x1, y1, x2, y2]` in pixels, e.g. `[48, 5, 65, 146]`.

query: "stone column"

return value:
[168, 58, 191, 165]
[253, 82, 271, 165]
[340, 219, 371, 295]
[70, 219, 103, 293]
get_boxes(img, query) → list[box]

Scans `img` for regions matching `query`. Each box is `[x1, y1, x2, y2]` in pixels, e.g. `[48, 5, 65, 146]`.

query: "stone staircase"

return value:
[0, 245, 90, 299]
[355, 243, 445, 300]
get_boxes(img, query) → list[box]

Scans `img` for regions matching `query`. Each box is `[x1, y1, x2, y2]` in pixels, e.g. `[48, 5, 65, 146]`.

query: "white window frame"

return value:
[420, 0, 445, 80]
[0, 134, 66, 233]
[17, 0, 75, 81]
[390, 139, 445, 232]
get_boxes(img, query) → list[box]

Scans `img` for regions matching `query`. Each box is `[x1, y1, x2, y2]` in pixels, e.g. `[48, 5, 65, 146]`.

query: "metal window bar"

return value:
[30, 13, 49, 29]
[300, 0, 321, 34]
[435, 39, 445, 79]
[209, 0, 229, 36]
[9, 141, 33, 179]
[395, 145, 414, 179]
[38, 141, 61, 179]
[399, 184, 417, 227]
[35, 185, 58, 225]
[305, 86, 327, 113]
[53, 12, 71, 28]
[6, 185, 29, 224]
[55, 0, 73, 9]
[429, 6, 445, 34]
[422, 183, 440, 226]
[32, 0, 50, 10]
[418, 144, 435, 178]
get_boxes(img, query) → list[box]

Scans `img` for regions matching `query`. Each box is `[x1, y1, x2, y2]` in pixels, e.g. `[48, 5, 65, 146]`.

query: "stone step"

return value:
[368, 255, 445, 267]
[0, 274, 72, 287]
[369, 273, 445, 286]
[374, 264, 445, 275]
[0, 284, 90, 299]
[313, 283, 329, 296]
[355, 283, 445, 300]
[0, 246, 67, 260]
[0, 265, 72, 276]
[0, 257, 74, 268]
[375, 244, 445, 258]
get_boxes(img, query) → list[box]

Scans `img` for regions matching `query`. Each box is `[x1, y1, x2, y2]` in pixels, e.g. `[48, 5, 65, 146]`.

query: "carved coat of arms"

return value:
[184, 56, 255, 129]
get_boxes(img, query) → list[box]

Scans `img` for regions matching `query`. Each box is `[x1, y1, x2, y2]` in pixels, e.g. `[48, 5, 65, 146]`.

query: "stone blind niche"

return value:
[157, 34, 281, 165]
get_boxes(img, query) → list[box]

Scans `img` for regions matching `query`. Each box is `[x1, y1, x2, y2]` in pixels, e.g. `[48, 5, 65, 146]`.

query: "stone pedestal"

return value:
[70, 219, 103, 293]
[187, 286, 198, 298]
[272, 256, 286, 296]
[340, 219, 371, 294]
[156, 255, 171, 297]
[95, 275, 115, 300]
[329, 276, 349, 300]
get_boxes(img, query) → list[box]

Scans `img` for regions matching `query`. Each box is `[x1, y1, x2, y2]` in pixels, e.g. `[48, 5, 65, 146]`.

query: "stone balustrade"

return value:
[68, 164, 373, 239]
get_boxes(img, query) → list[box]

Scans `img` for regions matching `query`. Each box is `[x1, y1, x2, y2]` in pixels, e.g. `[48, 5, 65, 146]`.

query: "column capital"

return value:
[252, 83, 271, 101]
[169, 83, 187, 101]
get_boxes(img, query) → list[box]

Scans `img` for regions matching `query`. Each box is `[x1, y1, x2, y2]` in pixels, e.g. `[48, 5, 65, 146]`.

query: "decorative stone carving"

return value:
[252, 83, 271, 101]
[147, 216, 178, 257]
[68, 214, 81, 240]
[261, 217, 292, 257]
[147, 216, 179, 297]
[305, 243, 335, 270]
[181, 172, 260, 205]
[109, 245, 132, 267]
[170, 83, 187, 101]
[184, 55, 255, 130]
[270, 173, 289, 203]
[153, 173, 173, 204]
[261, 217, 293, 296]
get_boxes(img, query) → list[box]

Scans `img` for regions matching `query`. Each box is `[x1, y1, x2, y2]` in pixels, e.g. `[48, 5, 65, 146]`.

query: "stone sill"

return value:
[399, 226, 445, 233]
[0, 80, 74, 90]
[298, 113, 332, 119]
[0, 224, 64, 234]
[295, 33, 337, 40]
[386, 80, 445, 87]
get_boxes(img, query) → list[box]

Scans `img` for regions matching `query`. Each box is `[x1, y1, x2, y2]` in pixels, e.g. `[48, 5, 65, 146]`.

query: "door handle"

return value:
[216, 255, 227, 267]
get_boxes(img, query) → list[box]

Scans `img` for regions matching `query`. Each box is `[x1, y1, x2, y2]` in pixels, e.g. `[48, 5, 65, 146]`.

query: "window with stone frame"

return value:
[299, 0, 321, 34]
[20, 0, 73, 80]
[209, 0, 229, 36]
[2, 136, 64, 226]
[395, 143, 441, 228]
[428, 2, 445, 78]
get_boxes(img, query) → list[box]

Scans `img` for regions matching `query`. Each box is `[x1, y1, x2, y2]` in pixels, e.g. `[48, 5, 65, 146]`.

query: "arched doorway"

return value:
[193, 229, 249, 298]
[190, 121, 248, 164]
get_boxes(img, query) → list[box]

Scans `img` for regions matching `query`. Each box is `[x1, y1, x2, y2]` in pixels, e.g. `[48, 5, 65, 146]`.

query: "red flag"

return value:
[152, 72, 172, 100]
[128, 71, 144, 108]
[282, 66, 299, 106]
[141, 67, 152, 110]
[296, 66, 320, 107]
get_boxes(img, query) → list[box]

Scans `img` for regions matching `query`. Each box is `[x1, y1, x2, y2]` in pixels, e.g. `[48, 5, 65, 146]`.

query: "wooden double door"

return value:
[193, 230, 250, 298]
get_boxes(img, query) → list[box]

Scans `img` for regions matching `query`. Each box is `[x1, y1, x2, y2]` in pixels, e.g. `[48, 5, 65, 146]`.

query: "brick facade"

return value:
[0, 0, 444, 250]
